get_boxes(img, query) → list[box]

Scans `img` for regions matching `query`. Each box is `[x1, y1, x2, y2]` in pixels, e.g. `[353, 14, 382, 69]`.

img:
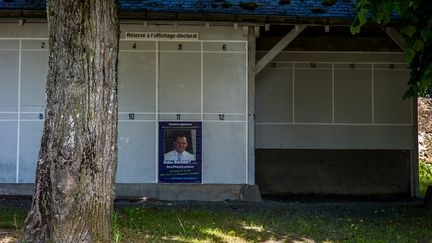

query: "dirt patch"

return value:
[0, 229, 17, 243]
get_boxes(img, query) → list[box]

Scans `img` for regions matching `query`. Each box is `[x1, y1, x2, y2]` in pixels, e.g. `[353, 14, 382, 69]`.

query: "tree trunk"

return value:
[23, 0, 119, 242]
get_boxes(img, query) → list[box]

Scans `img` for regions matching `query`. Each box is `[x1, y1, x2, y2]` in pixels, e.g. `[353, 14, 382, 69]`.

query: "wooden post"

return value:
[247, 26, 257, 185]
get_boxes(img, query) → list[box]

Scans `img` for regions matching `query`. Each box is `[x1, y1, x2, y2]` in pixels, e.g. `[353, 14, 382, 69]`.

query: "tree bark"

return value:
[23, 0, 119, 242]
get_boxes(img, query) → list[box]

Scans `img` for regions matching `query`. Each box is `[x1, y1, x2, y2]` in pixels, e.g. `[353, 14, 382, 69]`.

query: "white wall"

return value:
[0, 23, 249, 184]
[116, 25, 248, 183]
[256, 51, 413, 149]
[0, 22, 414, 185]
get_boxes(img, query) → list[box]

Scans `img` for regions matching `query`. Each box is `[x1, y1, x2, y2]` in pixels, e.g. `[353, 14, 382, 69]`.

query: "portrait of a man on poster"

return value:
[164, 133, 195, 161]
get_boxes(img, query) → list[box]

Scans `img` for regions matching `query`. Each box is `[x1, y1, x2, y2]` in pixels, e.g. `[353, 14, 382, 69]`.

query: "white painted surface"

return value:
[117, 122, 157, 183]
[202, 122, 247, 183]
[0, 23, 413, 184]
[0, 122, 17, 182]
[0, 50, 19, 112]
[256, 52, 413, 149]
[0, 23, 249, 184]
[18, 122, 43, 183]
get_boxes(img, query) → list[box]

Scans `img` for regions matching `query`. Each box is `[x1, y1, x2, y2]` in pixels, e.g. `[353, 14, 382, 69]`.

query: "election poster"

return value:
[158, 121, 202, 183]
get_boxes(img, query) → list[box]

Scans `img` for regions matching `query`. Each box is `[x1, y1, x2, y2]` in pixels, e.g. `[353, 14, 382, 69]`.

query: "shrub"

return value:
[419, 161, 432, 184]
[419, 161, 432, 196]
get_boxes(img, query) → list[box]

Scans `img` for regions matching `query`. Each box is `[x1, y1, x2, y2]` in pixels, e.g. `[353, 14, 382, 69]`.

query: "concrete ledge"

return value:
[116, 184, 261, 202]
[0, 183, 34, 195]
[0, 183, 262, 202]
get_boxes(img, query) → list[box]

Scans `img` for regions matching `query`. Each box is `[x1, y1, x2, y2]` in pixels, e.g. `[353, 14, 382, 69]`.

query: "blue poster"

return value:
[158, 121, 202, 183]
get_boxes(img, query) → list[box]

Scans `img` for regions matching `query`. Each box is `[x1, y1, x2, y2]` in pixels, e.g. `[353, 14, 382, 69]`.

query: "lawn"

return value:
[1, 200, 432, 242]
[1, 162, 431, 242]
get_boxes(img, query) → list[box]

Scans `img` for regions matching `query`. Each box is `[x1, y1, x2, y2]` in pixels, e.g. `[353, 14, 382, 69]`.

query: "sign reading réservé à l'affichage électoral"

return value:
[158, 122, 202, 183]
[125, 32, 199, 40]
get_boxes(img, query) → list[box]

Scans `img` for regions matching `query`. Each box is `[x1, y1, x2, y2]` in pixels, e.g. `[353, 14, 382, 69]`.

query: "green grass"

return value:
[419, 160, 432, 197]
[0, 204, 27, 229]
[1, 202, 432, 242]
[114, 206, 432, 242]
[0, 203, 27, 242]
[1, 163, 431, 242]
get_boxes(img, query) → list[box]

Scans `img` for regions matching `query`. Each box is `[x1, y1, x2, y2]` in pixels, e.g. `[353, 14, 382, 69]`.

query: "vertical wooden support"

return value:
[412, 97, 420, 197]
[386, 27, 417, 197]
[247, 27, 256, 185]
[391, 24, 418, 198]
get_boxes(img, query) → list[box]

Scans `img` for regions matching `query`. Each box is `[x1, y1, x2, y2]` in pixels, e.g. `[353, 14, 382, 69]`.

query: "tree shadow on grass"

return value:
[1, 200, 432, 242]
[115, 203, 432, 242]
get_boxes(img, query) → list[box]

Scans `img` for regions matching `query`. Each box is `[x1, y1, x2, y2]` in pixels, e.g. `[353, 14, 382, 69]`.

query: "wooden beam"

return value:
[255, 25, 306, 75]
[386, 27, 407, 51]
[247, 27, 256, 185]
[412, 96, 420, 197]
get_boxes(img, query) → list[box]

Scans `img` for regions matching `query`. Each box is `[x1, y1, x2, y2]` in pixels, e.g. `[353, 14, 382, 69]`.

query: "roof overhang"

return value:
[0, 9, 356, 25]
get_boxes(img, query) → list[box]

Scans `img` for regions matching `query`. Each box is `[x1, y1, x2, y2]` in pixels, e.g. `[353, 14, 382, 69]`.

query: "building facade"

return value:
[0, 0, 418, 200]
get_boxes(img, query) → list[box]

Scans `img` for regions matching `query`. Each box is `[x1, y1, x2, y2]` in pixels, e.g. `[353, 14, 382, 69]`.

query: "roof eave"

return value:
[0, 9, 45, 18]
[119, 11, 355, 25]
[0, 9, 355, 25]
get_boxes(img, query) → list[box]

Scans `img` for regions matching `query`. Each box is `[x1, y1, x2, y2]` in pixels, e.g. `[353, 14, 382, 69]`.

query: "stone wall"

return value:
[418, 98, 432, 163]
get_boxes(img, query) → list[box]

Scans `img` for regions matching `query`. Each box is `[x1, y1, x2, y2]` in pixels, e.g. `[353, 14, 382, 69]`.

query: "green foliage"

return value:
[419, 161, 432, 196]
[419, 161, 432, 184]
[351, 0, 432, 98]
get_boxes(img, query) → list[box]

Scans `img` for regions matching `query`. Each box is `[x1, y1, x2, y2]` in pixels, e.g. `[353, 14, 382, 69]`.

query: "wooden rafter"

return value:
[255, 25, 306, 75]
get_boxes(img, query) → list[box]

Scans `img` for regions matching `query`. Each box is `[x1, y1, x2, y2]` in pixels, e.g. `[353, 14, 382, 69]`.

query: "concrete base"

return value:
[0, 183, 33, 196]
[0, 183, 262, 202]
[256, 149, 412, 196]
